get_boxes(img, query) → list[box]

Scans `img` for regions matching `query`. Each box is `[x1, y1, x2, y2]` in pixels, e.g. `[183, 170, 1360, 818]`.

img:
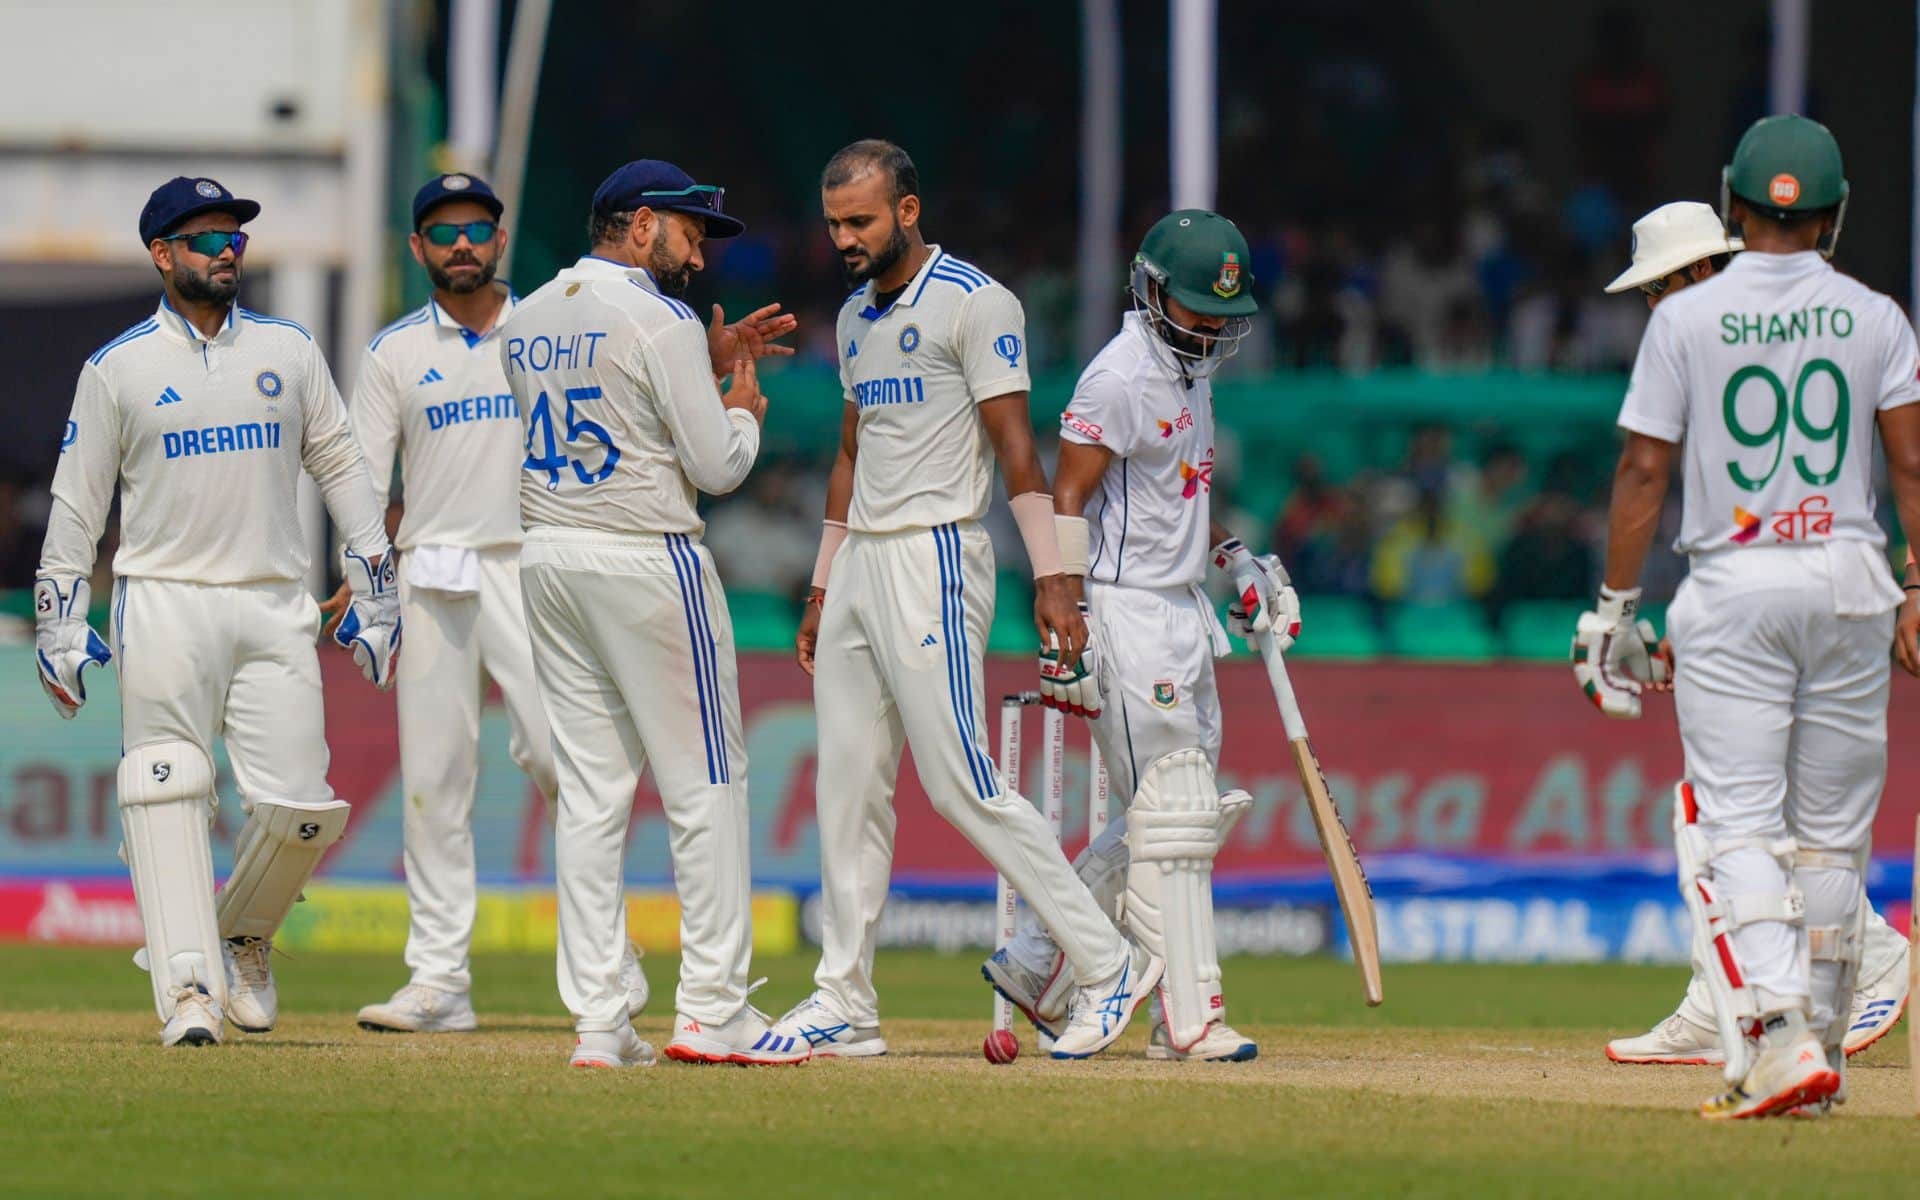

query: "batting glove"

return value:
[334, 549, 402, 691]
[1214, 539, 1301, 650]
[1571, 585, 1669, 719]
[1038, 602, 1102, 718]
[33, 575, 112, 720]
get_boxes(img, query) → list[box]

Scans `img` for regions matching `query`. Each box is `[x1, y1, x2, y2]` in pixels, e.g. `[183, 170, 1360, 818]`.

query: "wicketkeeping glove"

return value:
[1571, 584, 1669, 719]
[1213, 539, 1301, 651]
[33, 575, 112, 720]
[1038, 603, 1101, 718]
[333, 549, 402, 691]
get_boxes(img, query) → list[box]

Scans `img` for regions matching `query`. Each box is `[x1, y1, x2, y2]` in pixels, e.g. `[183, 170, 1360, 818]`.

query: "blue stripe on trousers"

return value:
[673, 534, 730, 783]
[936, 525, 996, 798]
[665, 535, 721, 785]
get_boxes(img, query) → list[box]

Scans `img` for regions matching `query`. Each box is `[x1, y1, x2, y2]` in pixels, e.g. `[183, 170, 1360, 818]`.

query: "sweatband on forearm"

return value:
[811, 520, 848, 590]
[1010, 492, 1064, 578]
[1054, 514, 1090, 576]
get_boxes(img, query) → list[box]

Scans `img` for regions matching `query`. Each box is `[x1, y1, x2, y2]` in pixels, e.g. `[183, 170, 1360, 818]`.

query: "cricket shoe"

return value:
[223, 936, 277, 1033]
[621, 942, 649, 1019]
[1605, 1007, 1722, 1066]
[666, 1005, 811, 1065]
[1146, 1021, 1258, 1062]
[1842, 927, 1909, 1056]
[356, 983, 478, 1033]
[766, 991, 886, 1058]
[161, 985, 224, 1047]
[1699, 1013, 1839, 1121]
[1050, 941, 1164, 1060]
[569, 1025, 656, 1069]
[981, 948, 1067, 1040]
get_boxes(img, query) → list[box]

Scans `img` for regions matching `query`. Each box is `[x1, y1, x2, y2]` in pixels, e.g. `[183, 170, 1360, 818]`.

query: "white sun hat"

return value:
[1603, 201, 1744, 293]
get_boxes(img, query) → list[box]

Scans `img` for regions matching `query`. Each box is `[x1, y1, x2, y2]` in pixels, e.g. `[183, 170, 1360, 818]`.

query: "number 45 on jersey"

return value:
[524, 385, 621, 489]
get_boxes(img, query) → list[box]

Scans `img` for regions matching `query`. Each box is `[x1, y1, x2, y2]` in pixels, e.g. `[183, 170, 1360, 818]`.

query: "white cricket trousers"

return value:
[810, 521, 1128, 1025]
[1007, 580, 1224, 973]
[1668, 544, 1893, 1020]
[111, 575, 334, 807]
[519, 528, 753, 1033]
[397, 547, 558, 994]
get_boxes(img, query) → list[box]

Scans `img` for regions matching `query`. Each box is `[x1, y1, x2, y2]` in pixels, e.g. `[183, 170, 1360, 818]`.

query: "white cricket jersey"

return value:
[834, 245, 1030, 534]
[39, 296, 389, 585]
[1059, 313, 1215, 588]
[1620, 251, 1920, 554]
[354, 287, 524, 552]
[501, 256, 759, 536]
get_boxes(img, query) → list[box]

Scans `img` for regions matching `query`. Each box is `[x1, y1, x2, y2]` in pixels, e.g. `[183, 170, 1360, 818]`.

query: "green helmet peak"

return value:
[1134, 210, 1259, 318]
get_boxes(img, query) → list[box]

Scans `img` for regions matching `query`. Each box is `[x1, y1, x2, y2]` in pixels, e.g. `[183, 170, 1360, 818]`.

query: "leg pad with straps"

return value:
[216, 797, 351, 940]
[118, 741, 223, 1020]
[1123, 750, 1232, 1052]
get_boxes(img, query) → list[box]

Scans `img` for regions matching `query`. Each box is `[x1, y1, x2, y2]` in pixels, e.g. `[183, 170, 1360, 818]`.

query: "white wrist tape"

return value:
[1010, 492, 1064, 578]
[811, 520, 848, 590]
[1054, 515, 1090, 576]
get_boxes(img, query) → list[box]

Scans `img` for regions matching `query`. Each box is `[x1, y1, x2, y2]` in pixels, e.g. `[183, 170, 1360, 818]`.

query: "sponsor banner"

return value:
[0, 879, 799, 956]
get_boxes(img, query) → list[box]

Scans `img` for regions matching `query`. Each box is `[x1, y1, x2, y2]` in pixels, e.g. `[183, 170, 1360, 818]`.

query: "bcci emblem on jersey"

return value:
[898, 324, 920, 354]
[993, 333, 1021, 368]
[1213, 252, 1242, 298]
[255, 370, 283, 399]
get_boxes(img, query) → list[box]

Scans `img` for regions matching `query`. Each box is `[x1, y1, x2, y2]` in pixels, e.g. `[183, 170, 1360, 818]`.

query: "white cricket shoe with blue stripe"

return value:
[666, 1004, 811, 1065]
[766, 991, 888, 1058]
[1050, 940, 1163, 1060]
[981, 948, 1065, 1040]
[1842, 917, 1909, 1057]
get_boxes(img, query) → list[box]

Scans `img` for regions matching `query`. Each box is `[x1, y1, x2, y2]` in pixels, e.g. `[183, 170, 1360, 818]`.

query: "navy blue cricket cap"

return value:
[139, 176, 261, 246]
[592, 159, 744, 239]
[412, 172, 505, 228]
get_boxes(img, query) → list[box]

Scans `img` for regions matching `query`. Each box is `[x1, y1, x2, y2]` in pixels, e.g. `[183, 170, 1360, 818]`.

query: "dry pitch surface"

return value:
[0, 947, 1913, 1198]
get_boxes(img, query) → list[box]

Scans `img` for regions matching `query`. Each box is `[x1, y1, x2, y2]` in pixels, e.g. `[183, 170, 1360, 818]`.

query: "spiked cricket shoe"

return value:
[1050, 941, 1163, 1060]
[569, 1025, 656, 1069]
[766, 991, 886, 1058]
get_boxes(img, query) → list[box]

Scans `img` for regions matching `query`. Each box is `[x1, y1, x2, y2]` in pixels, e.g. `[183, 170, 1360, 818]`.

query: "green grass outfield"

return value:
[0, 947, 1912, 1198]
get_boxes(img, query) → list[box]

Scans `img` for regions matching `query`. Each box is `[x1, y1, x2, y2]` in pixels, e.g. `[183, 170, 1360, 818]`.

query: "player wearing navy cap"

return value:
[337, 173, 649, 1034]
[35, 176, 398, 1046]
[502, 158, 798, 1068]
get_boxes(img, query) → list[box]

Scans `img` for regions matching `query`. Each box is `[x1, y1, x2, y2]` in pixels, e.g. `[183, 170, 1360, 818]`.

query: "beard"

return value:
[841, 219, 910, 285]
[173, 261, 239, 305]
[426, 252, 497, 295]
[649, 238, 694, 298]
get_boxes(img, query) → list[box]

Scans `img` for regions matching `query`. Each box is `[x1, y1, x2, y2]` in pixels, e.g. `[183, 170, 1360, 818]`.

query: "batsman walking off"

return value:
[1576, 115, 1920, 1119]
[770, 140, 1162, 1059]
[986, 211, 1300, 1062]
[502, 159, 803, 1069]
[1592, 199, 1910, 1069]
[34, 177, 400, 1046]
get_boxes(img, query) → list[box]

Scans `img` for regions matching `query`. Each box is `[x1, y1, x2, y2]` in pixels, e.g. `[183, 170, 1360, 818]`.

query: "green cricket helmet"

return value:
[1130, 209, 1258, 377]
[1721, 114, 1849, 258]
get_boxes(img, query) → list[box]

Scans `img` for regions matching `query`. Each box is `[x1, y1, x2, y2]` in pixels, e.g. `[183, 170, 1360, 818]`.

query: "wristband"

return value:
[1054, 514, 1090, 576]
[810, 520, 848, 590]
[1009, 492, 1064, 578]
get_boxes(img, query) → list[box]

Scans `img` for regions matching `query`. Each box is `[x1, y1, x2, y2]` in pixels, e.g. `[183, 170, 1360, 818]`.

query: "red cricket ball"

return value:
[982, 1028, 1020, 1065]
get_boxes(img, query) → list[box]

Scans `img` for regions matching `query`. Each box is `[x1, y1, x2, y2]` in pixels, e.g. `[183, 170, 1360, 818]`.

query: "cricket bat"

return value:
[1256, 631, 1384, 1006]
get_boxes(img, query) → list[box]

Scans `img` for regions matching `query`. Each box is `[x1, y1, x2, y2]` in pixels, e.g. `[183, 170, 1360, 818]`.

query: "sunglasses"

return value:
[159, 230, 248, 257]
[421, 220, 499, 247]
[638, 184, 725, 215]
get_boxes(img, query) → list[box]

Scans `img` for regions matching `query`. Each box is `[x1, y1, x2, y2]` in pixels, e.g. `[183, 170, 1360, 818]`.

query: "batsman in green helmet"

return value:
[1580, 112, 1920, 1120]
[984, 211, 1298, 1061]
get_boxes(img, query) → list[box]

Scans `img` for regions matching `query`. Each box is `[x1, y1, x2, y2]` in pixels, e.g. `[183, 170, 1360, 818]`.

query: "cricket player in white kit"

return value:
[502, 159, 803, 1069]
[771, 140, 1162, 1061]
[339, 174, 645, 1033]
[1593, 200, 1911, 1069]
[1576, 116, 1920, 1118]
[982, 211, 1300, 1062]
[34, 177, 400, 1046]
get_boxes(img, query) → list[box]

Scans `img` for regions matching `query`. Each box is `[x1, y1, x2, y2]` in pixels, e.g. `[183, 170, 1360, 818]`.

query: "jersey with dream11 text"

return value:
[1618, 250, 1920, 554]
[833, 246, 1030, 534]
[1058, 312, 1216, 589]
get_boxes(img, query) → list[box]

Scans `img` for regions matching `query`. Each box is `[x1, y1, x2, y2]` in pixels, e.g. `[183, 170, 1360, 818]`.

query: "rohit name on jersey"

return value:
[853, 375, 926, 409]
[163, 421, 282, 460]
[427, 392, 521, 430]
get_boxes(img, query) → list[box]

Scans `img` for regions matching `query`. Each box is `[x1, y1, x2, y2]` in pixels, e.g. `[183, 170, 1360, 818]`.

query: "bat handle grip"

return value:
[1255, 630, 1310, 742]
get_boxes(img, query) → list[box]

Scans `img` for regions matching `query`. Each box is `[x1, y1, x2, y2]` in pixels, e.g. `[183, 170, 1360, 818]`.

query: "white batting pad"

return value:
[216, 797, 350, 941]
[1123, 748, 1224, 1051]
[117, 740, 223, 1020]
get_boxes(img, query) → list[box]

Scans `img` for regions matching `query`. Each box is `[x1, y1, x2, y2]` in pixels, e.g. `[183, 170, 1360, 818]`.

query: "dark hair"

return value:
[589, 208, 634, 248]
[1705, 252, 1733, 272]
[822, 139, 919, 206]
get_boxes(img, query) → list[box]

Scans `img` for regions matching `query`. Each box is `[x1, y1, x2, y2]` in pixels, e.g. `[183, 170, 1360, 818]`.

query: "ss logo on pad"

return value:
[298, 822, 321, 840]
